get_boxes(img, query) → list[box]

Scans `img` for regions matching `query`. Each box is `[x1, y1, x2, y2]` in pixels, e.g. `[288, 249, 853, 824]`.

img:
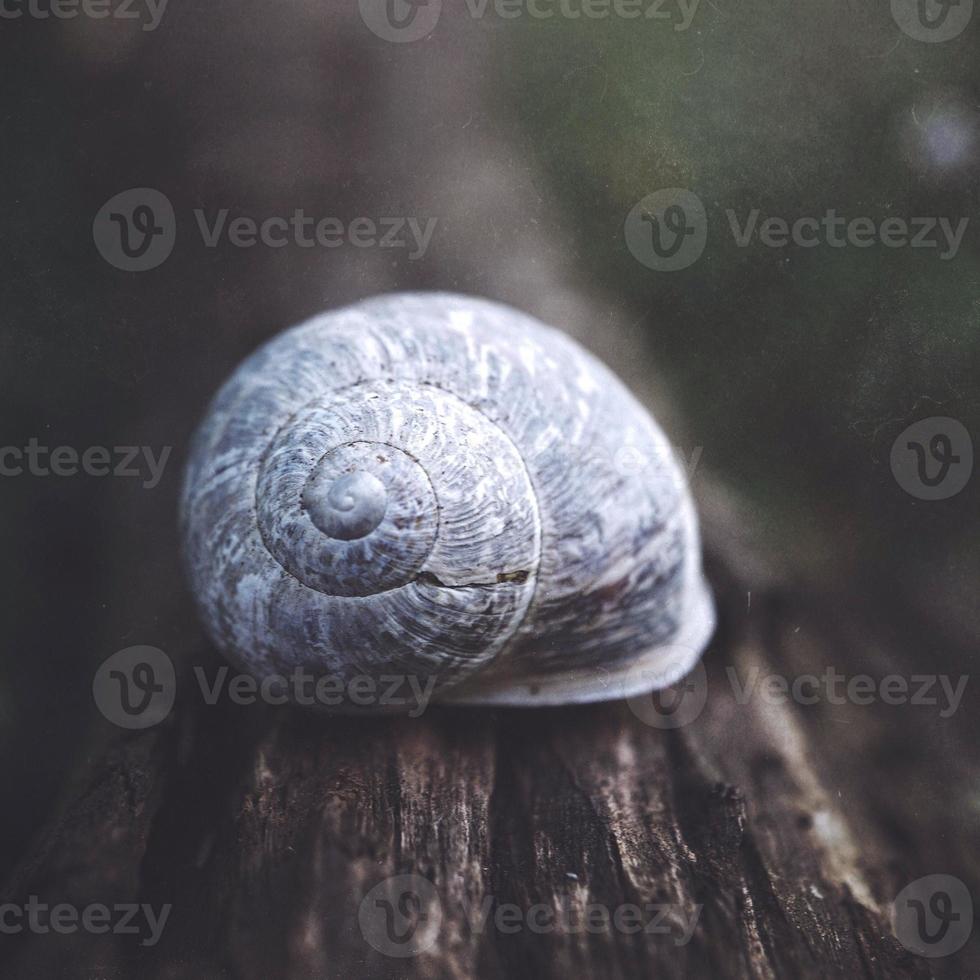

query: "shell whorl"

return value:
[304, 467, 389, 542]
[181, 293, 714, 706]
[254, 380, 539, 604]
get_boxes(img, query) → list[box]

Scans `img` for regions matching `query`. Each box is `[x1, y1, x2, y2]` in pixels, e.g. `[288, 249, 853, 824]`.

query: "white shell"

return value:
[180, 293, 714, 707]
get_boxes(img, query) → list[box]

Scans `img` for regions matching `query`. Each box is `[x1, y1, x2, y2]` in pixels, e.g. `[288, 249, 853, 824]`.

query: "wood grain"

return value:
[2, 516, 977, 979]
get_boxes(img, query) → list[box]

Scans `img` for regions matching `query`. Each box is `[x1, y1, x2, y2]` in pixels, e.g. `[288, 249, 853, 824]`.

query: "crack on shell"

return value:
[417, 569, 531, 590]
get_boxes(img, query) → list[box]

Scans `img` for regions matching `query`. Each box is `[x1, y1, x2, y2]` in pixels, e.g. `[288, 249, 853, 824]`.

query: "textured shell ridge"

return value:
[180, 292, 714, 706]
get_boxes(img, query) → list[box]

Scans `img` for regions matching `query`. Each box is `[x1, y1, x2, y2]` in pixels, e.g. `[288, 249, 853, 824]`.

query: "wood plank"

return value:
[2, 516, 975, 979]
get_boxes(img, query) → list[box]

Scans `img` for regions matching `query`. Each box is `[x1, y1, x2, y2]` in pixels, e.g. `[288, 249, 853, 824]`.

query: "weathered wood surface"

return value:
[2, 499, 978, 980]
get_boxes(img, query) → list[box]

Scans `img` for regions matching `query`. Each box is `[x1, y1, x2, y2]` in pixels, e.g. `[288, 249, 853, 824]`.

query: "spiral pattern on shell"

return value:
[180, 293, 714, 706]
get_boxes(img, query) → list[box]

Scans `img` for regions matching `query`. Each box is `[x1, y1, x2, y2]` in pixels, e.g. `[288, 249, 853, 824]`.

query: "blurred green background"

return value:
[503, 2, 979, 585]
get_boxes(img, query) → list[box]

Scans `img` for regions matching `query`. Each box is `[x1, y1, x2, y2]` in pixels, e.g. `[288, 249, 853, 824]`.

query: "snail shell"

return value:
[180, 293, 714, 707]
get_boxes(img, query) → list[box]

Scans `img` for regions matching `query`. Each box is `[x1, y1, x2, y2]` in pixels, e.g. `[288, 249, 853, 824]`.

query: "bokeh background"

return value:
[1, 0, 977, 882]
